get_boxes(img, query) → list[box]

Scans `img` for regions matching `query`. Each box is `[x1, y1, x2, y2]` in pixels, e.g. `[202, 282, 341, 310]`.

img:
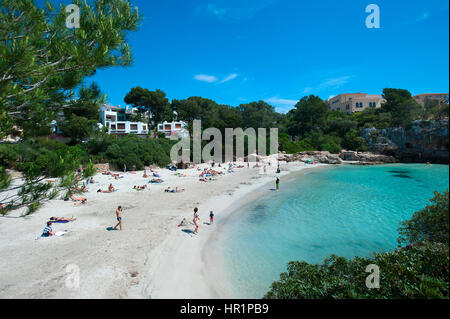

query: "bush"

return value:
[264, 242, 449, 299]
[85, 135, 176, 169]
[265, 190, 450, 299]
[398, 190, 449, 245]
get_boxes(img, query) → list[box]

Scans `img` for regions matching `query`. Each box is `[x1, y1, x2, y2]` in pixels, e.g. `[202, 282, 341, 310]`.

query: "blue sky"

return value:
[83, 0, 449, 112]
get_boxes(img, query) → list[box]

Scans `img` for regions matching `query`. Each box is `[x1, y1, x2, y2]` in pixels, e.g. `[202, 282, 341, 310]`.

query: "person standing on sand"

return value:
[209, 211, 214, 225]
[193, 207, 199, 234]
[276, 177, 280, 191]
[113, 206, 123, 230]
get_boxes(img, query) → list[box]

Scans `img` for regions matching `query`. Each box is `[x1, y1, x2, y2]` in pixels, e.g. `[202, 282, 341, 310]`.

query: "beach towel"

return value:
[37, 230, 68, 240]
[51, 220, 70, 223]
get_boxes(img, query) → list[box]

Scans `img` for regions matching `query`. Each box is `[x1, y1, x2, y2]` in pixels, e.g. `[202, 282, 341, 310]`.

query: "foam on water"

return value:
[217, 164, 449, 298]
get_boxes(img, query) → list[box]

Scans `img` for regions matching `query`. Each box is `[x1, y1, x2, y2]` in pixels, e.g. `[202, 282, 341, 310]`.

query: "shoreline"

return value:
[0, 162, 446, 298]
[0, 159, 324, 299]
[140, 162, 329, 299]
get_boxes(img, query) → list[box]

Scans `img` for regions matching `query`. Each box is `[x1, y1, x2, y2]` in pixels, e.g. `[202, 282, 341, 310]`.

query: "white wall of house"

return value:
[157, 121, 189, 138]
[100, 105, 149, 135]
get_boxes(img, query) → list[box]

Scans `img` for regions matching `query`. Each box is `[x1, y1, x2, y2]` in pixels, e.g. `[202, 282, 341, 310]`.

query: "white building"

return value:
[157, 121, 189, 139]
[100, 104, 149, 136]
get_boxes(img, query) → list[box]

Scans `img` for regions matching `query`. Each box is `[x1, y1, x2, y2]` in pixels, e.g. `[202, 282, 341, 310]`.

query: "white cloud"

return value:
[220, 73, 239, 83]
[301, 87, 313, 94]
[206, 4, 227, 19]
[265, 97, 298, 110]
[196, 0, 275, 22]
[409, 11, 431, 24]
[317, 76, 351, 89]
[194, 74, 218, 83]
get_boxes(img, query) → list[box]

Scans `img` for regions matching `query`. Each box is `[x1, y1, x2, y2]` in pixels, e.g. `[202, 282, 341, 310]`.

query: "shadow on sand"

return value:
[181, 229, 195, 236]
[106, 227, 118, 231]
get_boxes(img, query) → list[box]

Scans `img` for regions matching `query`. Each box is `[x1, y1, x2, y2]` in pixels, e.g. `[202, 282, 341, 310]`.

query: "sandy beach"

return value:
[0, 161, 324, 299]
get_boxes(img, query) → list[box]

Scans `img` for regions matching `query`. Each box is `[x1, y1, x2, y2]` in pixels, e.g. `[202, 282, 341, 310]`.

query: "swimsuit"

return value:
[117, 217, 122, 221]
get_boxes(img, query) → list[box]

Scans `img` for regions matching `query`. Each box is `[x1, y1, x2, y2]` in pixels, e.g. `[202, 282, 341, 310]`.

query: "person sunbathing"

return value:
[75, 184, 87, 193]
[165, 187, 185, 193]
[153, 172, 160, 178]
[150, 178, 163, 183]
[133, 185, 147, 190]
[50, 216, 76, 222]
[70, 193, 87, 204]
[143, 170, 149, 178]
[97, 184, 115, 193]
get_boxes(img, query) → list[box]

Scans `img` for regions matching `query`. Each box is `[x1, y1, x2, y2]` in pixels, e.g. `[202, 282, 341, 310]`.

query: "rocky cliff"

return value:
[361, 120, 449, 164]
[278, 151, 397, 165]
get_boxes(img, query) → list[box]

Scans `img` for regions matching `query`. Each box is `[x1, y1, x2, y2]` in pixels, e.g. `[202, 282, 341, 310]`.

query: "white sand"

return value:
[0, 161, 325, 299]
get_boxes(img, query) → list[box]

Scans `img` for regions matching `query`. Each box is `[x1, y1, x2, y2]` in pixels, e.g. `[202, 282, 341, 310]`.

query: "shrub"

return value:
[398, 190, 449, 245]
[265, 190, 450, 299]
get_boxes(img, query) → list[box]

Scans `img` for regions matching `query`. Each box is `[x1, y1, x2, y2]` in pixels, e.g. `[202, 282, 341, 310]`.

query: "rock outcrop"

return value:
[278, 151, 342, 164]
[339, 151, 397, 164]
[361, 120, 449, 164]
[278, 150, 397, 165]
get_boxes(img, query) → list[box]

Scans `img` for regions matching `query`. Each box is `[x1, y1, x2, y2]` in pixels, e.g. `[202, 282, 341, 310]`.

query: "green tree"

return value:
[381, 88, 423, 127]
[0, 0, 142, 214]
[398, 190, 449, 245]
[124, 87, 173, 128]
[288, 95, 328, 138]
[0, 0, 142, 137]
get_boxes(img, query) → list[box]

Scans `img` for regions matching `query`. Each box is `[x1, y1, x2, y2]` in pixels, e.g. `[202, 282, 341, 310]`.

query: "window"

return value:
[111, 125, 116, 130]
[164, 124, 171, 130]
[346, 105, 350, 110]
[143, 125, 147, 131]
[117, 123, 125, 130]
[130, 124, 138, 131]
[175, 124, 182, 129]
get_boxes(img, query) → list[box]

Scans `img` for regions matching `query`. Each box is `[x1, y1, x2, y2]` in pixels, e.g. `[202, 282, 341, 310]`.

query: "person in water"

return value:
[113, 206, 123, 230]
[276, 177, 280, 191]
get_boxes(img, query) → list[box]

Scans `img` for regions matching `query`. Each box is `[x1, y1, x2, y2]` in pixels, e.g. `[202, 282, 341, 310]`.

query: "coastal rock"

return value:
[361, 120, 449, 164]
[295, 151, 343, 164]
[339, 151, 397, 163]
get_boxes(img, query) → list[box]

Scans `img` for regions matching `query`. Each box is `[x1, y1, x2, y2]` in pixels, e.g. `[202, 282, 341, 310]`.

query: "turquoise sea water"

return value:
[217, 164, 449, 298]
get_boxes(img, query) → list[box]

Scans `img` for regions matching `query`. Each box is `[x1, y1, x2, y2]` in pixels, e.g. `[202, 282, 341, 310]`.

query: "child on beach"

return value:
[113, 206, 123, 230]
[276, 177, 280, 191]
[209, 211, 214, 225]
[42, 221, 55, 237]
[193, 207, 199, 235]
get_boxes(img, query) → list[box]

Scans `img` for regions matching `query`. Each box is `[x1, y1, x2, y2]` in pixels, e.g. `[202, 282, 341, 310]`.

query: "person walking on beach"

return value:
[193, 207, 200, 234]
[276, 177, 280, 191]
[113, 206, 123, 230]
[209, 211, 214, 225]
